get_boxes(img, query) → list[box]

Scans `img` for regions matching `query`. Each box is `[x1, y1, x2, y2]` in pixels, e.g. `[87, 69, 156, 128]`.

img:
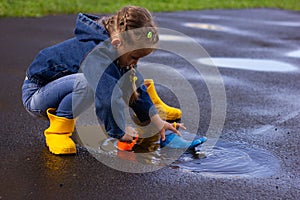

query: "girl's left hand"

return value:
[159, 122, 186, 141]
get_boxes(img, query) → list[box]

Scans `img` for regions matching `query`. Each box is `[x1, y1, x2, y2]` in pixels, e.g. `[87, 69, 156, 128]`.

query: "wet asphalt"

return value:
[1, 9, 300, 199]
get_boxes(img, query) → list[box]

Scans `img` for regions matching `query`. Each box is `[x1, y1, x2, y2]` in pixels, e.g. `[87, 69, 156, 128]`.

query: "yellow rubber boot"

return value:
[44, 108, 76, 155]
[144, 79, 182, 121]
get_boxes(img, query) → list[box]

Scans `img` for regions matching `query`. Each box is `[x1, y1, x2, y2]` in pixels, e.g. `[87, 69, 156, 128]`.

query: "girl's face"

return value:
[118, 49, 153, 67]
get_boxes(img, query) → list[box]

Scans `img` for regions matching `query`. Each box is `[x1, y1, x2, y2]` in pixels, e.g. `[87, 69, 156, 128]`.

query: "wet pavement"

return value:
[1, 8, 300, 199]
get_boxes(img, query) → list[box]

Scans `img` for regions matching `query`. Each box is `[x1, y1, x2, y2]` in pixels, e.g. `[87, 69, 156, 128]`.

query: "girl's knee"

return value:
[74, 74, 90, 90]
[73, 73, 94, 100]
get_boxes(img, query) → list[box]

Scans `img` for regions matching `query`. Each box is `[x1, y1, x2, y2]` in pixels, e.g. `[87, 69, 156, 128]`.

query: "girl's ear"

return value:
[111, 38, 121, 48]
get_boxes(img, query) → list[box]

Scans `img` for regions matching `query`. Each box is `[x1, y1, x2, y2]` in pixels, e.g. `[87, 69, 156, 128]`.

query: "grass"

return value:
[0, 0, 299, 17]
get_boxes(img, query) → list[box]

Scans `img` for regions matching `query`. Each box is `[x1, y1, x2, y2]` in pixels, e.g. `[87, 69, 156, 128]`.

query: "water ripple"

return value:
[171, 141, 280, 178]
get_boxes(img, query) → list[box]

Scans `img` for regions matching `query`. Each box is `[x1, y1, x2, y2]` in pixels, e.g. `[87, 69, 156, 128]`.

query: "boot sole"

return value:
[48, 146, 76, 155]
[46, 142, 76, 155]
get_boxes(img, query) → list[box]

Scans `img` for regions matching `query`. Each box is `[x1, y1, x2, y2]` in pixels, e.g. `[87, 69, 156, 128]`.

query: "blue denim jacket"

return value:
[26, 13, 109, 86]
[26, 13, 156, 139]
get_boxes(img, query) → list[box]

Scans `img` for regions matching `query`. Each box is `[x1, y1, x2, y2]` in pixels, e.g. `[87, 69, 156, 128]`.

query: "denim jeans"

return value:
[22, 73, 93, 119]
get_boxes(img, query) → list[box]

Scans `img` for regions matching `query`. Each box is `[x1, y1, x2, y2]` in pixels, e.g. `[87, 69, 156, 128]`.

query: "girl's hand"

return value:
[159, 122, 186, 141]
[151, 113, 186, 141]
[173, 122, 186, 132]
[119, 126, 138, 143]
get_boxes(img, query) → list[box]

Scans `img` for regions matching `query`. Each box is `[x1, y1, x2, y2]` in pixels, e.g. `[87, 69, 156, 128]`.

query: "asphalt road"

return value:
[1, 9, 299, 199]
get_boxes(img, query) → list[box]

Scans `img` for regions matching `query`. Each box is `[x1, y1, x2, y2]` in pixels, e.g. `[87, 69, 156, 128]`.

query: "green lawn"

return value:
[1, 0, 299, 17]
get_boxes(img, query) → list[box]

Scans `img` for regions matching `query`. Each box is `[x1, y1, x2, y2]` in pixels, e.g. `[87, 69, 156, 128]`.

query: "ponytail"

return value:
[129, 64, 139, 104]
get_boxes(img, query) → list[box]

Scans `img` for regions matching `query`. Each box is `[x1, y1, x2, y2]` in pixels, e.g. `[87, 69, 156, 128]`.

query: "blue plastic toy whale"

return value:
[160, 130, 207, 149]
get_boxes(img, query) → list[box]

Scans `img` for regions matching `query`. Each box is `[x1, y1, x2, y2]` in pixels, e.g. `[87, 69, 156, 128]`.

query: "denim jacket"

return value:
[26, 13, 109, 86]
[26, 13, 156, 139]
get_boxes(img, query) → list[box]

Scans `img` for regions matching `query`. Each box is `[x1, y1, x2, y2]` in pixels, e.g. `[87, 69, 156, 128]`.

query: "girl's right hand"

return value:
[119, 126, 138, 142]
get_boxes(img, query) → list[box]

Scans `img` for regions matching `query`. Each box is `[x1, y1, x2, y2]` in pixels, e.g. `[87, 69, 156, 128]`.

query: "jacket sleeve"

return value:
[95, 68, 126, 139]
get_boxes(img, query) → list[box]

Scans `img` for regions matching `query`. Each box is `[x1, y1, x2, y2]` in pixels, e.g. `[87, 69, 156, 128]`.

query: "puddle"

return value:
[263, 21, 300, 27]
[287, 50, 300, 58]
[159, 34, 194, 42]
[184, 22, 226, 31]
[197, 57, 297, 72]
[199, 15, 223, 20]
[80, 126, 280, 177]
[183, 22, 255, 36]
[171, 141, 280, 178]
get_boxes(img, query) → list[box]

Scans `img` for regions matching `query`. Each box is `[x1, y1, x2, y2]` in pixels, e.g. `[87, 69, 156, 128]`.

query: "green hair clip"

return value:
[147, 31, 153, 39]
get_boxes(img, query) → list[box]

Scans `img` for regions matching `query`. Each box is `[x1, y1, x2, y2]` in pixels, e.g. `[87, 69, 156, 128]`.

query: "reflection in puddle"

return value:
[183, 22, 254, 36]
[199, 15, 223, 20]
[184, 22, 225, 31]
[197, 57, 297, 72]
[171, 141, 280, 178]
[88, 136, 186, 173]
[287, 50, 300, 58]
[159, 34, 194, 42]
[263, 21, 300, 27]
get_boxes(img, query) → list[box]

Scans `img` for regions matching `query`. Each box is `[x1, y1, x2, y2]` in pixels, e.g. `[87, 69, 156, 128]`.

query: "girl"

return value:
[22, 6, 182, 155]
